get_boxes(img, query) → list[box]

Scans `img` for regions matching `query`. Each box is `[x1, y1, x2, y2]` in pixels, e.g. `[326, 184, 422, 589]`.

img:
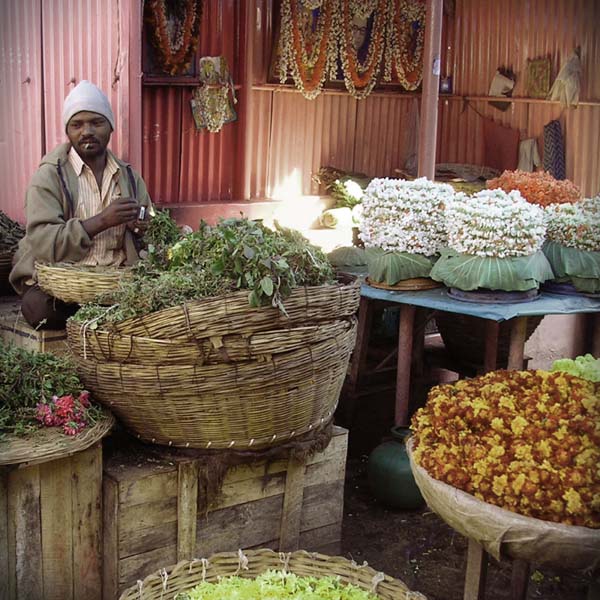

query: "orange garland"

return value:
[145, 0, 203, 76]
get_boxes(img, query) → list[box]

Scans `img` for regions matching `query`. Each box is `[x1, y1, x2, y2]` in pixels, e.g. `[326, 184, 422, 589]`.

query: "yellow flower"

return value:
[511, 473, 526, 495]
[511, 415, 529, 436]
[492, 474, 508, 496]
[563, 488, 584, 514]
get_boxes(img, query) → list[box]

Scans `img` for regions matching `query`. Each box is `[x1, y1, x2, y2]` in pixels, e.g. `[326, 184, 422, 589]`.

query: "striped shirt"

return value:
[68, 147, 127, 266]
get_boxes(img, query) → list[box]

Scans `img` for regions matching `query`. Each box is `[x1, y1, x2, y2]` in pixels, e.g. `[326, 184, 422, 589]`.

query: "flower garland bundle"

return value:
[383, 0, 426, 90]
[278, 0, 339, 99]
[194, 85, 231, 133]
[545, 197, 600, 252]
[411, 370, 600, 527]
[145, 0, 203, 76]
[337, 0, 389, 99]
[487, 170, 581, 207]
[446, 189, 546, 258]
[359, 177, 452, 254]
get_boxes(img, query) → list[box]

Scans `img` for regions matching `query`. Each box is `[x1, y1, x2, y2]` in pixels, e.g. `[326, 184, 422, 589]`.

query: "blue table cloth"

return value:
[360, 285, 600, 322]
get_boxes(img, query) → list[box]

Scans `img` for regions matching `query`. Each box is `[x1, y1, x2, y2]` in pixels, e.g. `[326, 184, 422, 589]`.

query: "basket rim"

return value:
[118, 548, 425, 600]
[0, 408, 114, 467]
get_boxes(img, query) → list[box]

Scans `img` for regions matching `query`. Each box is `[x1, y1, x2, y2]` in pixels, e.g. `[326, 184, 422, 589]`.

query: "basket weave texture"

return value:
[118, 548, 427, 600]
[35, 262, 131, 304]
[68, 276, 360, 449]
[0, 251, 13, 281]
[0, 409, 114, 467]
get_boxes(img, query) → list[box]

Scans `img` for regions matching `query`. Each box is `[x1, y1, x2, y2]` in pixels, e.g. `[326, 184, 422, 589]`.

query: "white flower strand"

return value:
[358, 177, 453, 255]
[446, 189, 546, 258]
[545, 196, 600, 252]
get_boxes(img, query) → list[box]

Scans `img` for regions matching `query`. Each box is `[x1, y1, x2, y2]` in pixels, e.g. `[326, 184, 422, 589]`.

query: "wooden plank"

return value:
[299, 522, 342, 554]
[118, 497, 178, 534]
[510, 559, 530, 600]
[463, 538, 487, 600]
[196, 495, 284, 557]
[40, 454, 74, 600]
[71, 445, 102, 600]
[278, 457, 307, 552]
[8, 464, 43, 599]
[0, 470, 13, 600]
[118, 470, 178, 507]
[507, 317, 527, 370]
[483, 320, 499, 372]
[177, 461, 199, 561]
[396, 305, 416, 426]
[103, 476, 120, 600]
[118, 544, 177, 591]
[119, 521, 178, 558]
[300, 481, 345, 531]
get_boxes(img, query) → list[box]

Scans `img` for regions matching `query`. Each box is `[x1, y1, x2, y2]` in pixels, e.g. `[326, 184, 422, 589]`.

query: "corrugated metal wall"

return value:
[0, 0, 43, 223]
[439, 0, 600, 196]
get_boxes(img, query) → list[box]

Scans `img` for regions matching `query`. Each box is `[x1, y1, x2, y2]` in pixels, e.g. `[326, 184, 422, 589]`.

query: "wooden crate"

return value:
[0, 443, 103, 600]
[102, 426, 348, 599]
[0, 298, 69, 356]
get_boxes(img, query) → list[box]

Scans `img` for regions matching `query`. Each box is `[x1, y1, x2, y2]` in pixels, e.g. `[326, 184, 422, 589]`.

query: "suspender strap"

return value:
[56, 159, 75, 218]
[126, 165, 137, 199]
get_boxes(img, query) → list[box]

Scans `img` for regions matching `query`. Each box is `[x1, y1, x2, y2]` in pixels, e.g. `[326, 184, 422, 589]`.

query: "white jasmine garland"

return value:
[359, 177, 452, 255]
[545, 197, 600, 252]
[445, 189, 546, 258]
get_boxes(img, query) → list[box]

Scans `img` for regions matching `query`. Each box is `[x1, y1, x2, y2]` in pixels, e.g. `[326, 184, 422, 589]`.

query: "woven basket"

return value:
[119, 548, 427, 600]
[105, 274, 360, 340]
[73, 321, 356, 448]
[0, 409, 114, 467]
[435, 312, 543, 367]
[67, 317, 353, 366]
[35, 262, 131, 304]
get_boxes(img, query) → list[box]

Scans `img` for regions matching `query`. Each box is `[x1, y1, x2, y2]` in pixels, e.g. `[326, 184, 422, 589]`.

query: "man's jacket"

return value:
[10, 143, 152, 295]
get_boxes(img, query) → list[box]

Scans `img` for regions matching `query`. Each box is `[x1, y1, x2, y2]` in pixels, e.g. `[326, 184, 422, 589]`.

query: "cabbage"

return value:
[550, 354, 600, 382]
[175, 570, 379, 600]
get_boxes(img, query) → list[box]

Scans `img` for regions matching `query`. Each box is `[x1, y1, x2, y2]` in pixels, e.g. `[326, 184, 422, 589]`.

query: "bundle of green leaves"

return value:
[73, 218, 335, 326]
[0, 341, 86, 437]
[0, 210, 25, 252]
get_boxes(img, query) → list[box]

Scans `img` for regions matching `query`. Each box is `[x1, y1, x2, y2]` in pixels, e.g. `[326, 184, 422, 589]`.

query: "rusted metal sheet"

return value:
[0, 0, 43, 223]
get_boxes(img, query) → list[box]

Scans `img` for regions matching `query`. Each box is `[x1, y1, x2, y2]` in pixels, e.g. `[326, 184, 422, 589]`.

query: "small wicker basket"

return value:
[119, 548, 427, 600]
[35, 262, 131, 304]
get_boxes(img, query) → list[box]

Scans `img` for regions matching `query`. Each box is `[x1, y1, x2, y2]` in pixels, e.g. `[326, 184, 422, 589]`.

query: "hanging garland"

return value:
[384, 0, 426, 90]
[278, 0, 339, 99]
[145, 0, 203, 76]
[337, 0, 389, 99]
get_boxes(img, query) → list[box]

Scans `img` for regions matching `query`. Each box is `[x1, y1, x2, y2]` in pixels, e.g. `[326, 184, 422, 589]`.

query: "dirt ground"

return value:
[336, 393, 597, 600]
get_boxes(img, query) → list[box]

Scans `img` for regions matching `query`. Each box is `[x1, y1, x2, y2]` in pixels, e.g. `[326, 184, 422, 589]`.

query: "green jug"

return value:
[367, 426, 425, 509]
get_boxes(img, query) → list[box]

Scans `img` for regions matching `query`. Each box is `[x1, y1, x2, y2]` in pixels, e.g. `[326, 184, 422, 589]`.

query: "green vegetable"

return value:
[175, 570, 379, 600]
[550, 354, 600, 382]
[0, 341, 85, 437]
[143, 208, 183, 268]
[0, 210, 25, 252]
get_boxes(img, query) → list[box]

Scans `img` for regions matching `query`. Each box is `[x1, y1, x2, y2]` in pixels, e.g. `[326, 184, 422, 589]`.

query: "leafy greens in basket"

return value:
[73, 217, 335, 326]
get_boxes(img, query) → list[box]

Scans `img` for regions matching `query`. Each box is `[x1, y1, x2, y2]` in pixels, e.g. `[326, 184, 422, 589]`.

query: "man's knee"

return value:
[21, 285, 77, 330]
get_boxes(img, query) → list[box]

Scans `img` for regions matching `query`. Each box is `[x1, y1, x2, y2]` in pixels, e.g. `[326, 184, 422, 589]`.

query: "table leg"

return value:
[510, 559, 530, 600]
[507, 317, 528, 371]
[348, 296, 375, 392]
[588, 313, 600, 358]
[483, 320, 499, 372]
[463, 539, 488, 600]
[395, 305, 416, 427]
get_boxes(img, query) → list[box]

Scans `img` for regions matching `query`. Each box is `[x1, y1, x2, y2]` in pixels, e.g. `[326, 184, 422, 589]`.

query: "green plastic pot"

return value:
[367, 427, 425, 510]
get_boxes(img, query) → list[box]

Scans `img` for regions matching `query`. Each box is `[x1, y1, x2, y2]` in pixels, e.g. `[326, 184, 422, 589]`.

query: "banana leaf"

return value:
[430, 249, 553, 291]
[368, 251, 434, 285]
[543, 240, 600, 293]
[327, 246, 367, 267]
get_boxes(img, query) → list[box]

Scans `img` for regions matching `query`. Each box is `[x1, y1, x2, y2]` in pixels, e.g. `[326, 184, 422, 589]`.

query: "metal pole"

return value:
[417, 0, 443, 180]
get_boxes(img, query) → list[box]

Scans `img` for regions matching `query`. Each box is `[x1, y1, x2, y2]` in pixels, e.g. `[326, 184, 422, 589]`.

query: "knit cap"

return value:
[62, 80, 115, 131]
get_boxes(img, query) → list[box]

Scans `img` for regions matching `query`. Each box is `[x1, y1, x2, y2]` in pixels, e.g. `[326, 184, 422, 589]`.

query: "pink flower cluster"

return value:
[36, 391, 92, 436]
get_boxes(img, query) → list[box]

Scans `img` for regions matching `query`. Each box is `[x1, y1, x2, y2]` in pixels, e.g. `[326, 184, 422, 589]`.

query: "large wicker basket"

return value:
[36, 262, 131, 304]
[119, 549, 427, 600]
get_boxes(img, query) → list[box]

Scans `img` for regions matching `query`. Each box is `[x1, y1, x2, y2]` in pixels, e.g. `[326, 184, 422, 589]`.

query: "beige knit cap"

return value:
[62, 80, 115, 131]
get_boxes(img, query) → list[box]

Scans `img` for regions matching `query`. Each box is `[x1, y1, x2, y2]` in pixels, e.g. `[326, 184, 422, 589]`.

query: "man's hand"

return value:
[82, 197, 140, 238]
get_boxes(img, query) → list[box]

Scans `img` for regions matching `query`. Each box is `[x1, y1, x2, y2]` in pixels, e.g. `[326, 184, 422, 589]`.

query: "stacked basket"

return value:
[67, 274, 360, 449]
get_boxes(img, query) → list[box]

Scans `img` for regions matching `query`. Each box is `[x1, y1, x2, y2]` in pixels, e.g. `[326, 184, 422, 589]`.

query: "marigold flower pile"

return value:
[411, 370, 600, 528]
[487, 170, 581, 206]
[545, 196, 600, 252]
[36, 391, 95, 436]
[445, 189, 546, 258]
[359, 177, 453, 254]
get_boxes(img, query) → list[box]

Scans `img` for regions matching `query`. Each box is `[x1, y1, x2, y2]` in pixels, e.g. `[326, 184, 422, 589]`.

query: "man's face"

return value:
[66, 111, 112, 159]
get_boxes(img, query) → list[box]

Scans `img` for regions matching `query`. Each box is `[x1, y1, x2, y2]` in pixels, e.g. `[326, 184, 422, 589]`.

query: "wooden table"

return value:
[348, 285, 600, 428]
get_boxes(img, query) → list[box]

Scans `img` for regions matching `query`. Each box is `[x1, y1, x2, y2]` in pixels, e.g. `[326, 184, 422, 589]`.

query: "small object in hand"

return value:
[138, 206, 146, 220]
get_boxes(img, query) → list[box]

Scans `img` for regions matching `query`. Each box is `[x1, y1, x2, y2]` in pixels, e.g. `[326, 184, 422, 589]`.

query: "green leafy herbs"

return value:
[0, 341, 85, 437]
[0, 210, 25, 252]
[175, 570, 379, 600]
[142, 208, 183, 268]
[551, 354, 600, 382]
[73, 218, 335, 325]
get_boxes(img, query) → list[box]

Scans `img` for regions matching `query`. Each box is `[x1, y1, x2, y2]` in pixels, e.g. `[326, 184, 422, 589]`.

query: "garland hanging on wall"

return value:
[145, 0, 203, 76]
[277, 0, 339, 99]
[384, 0, 426, 90]
[337, 0, 389, 99]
